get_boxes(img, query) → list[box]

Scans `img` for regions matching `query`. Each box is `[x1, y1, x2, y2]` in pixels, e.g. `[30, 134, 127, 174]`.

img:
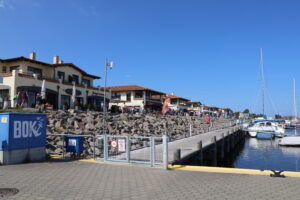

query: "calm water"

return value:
[233, 129, 300, 172]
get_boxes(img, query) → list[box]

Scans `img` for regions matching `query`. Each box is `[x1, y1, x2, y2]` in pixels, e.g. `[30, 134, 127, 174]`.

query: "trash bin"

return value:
[65, 136, 83, 153]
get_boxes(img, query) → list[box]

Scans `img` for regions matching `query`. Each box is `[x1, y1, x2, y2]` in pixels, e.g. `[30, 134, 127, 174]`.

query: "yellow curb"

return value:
[54, 157, 300, 178]
[169, 165, 300, 178]
[49, 155, 65, 159]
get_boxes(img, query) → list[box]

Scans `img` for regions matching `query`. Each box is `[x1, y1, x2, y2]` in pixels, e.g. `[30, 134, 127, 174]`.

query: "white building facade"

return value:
[0, 52, 110, 110]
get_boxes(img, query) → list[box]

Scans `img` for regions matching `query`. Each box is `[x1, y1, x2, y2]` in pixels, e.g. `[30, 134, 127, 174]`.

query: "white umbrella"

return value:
[41, 80, 46, 100]
[71, 82, 76, 107]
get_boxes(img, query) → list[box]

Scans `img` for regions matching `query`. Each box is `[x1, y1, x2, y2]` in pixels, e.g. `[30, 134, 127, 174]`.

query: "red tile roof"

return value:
[0, 56, 100, 79]
[108, 85, 165, 95]
[166, 94, 190, 102]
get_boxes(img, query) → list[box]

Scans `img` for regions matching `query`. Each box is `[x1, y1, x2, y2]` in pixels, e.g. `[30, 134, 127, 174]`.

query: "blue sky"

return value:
[1, 0, 300, 116]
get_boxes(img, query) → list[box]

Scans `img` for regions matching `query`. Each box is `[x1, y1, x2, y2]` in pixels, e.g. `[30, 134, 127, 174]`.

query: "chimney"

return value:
[171, 92, 174, 95]
[53, 56, 60, 64]
[29, 52, 36, 60]
[59, 60, 64, 64]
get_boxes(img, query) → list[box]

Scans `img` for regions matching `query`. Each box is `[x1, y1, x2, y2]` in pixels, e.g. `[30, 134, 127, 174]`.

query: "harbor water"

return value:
[233, 129, 300, 172]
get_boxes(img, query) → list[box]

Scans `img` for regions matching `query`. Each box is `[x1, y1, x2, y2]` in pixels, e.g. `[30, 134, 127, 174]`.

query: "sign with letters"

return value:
[118, 139, 126, 152]
[0, 113, 46, 150]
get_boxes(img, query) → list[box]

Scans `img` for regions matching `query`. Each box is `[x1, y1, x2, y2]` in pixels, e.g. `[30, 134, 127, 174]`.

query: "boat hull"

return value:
[279, 136, 300, 147]
[248, 131, 257, 137]
[256, 132, 275, 139]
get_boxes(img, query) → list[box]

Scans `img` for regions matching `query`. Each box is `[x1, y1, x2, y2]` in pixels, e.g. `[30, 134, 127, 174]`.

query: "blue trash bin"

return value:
[65, 136, 84, 153]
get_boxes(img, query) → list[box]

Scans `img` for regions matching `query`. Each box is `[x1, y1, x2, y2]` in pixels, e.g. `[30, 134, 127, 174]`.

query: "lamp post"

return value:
[103, 59, 113, 135]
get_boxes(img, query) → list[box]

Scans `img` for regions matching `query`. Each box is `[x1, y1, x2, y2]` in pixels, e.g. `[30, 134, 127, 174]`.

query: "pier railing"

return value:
[46, 134, 169, 169]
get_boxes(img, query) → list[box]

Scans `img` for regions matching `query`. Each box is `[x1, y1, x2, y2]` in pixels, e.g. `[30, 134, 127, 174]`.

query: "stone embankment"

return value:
[46, 110, 232, 157]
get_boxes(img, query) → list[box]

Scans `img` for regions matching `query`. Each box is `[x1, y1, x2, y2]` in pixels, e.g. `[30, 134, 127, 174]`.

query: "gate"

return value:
[102, 135, 168, 169]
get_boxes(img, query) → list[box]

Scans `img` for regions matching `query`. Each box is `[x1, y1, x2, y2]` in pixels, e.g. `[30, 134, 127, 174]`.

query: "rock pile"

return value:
[45, 110, 231, 157]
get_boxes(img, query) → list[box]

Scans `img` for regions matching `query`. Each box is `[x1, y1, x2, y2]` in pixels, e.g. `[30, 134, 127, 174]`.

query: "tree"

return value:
[275, 114, 282, 119]
[243, 109, 250, 114]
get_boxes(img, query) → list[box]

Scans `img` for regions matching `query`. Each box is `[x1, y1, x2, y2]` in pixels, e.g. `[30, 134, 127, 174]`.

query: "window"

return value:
[146, 92, 150, 98]
[28, 66, 42, 77]
[72, 75, 79, 84]
[171, 99, 177, 104]
[134, 91, 143, 98]
[76, 97, 83, 105]
[112, 92, 121, 100]
[2, 66, 6, 73]
[61, 95, 70, 108]
[82, 79, 91, 87]
[126, 92, 131, 101]
[57, 71, 65, 81]
[9, 66, 20, 72]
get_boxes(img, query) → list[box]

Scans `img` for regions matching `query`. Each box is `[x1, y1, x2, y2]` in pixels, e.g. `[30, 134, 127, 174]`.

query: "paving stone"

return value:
[1, 161, 300, 199]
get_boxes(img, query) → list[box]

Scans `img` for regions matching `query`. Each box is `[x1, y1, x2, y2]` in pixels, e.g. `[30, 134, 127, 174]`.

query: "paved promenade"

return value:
[1, 161, 300, 200]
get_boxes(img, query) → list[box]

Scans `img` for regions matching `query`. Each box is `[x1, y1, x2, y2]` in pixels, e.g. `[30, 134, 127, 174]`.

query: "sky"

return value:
[1, 0, 300, 116]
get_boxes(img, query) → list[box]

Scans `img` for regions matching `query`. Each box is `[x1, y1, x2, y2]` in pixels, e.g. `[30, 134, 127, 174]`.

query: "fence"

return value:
[46, 134, 168, 169]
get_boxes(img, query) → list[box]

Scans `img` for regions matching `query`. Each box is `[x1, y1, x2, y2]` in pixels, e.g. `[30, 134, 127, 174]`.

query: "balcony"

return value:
[17, 72, 103, 91]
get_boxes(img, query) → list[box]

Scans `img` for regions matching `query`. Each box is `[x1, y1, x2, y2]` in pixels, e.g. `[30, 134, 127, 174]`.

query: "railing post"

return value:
[151, 137, 155, 166]
[163, 135, 168, 170]
[126, 136, 130, 163]
[62, 135, 65, 158]
[93, 135, 96, 160]
[103, 135, 108, 161]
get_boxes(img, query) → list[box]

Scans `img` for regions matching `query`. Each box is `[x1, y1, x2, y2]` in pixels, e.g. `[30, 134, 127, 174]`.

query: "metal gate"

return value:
[102, 135, 168, 169]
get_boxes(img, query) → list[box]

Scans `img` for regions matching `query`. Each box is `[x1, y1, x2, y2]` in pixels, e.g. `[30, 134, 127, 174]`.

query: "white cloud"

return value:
[0, 0, 15, 9]
[0, 0, 5, 8]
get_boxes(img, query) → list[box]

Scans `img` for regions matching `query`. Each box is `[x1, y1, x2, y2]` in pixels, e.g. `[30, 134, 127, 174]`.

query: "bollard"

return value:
[221, 133, 225, 159]
[197, 141, 202, 150]
[173, 149, 181, 162]
[197, 141, 203, 165]
[231, 133, 235, 149]
[212, 136, 217, 166]
[189, 123, 192, 137]
[226, 132, 230, 153]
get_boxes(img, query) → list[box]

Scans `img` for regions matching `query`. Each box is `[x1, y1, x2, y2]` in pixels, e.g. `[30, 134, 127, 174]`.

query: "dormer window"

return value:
[9, 66, 20, 72]
[69, 75, 79, 84]
[82, 79, 91, 87]
[28, 66, 42, 77]
[57, 71, 65, 81]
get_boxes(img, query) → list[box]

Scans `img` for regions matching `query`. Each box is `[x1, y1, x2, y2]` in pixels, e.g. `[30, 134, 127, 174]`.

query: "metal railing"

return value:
[46, 134, 168, 169]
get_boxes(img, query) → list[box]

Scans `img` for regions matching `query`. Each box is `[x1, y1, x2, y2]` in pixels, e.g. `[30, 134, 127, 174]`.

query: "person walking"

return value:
[35, 93, 42, 109]
[17, 90, 23, 108]
[23, 91, 29, 108]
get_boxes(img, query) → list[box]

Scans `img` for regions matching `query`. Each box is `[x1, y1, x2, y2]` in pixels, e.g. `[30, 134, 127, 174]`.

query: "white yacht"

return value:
[247, 120, 285, 138]
[279, 79, 300, 147]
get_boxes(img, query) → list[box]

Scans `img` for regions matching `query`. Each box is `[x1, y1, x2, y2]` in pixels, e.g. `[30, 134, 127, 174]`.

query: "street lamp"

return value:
[103, 59, 113, 135]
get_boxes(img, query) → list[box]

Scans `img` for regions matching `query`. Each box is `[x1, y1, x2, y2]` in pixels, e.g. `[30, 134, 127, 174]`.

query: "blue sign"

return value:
[66, 136, 84, 153]
[0, 113, 46, 150]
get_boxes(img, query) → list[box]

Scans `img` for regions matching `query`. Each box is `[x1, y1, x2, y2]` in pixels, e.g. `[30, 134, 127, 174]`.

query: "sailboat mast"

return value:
[260, 48, 265, 116]
[293, 78, 297, 121]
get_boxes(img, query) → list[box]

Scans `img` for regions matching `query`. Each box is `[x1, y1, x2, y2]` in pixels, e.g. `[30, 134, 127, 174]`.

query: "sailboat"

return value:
[279, 79, 300, 147]
[247, 48, 284, 138]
